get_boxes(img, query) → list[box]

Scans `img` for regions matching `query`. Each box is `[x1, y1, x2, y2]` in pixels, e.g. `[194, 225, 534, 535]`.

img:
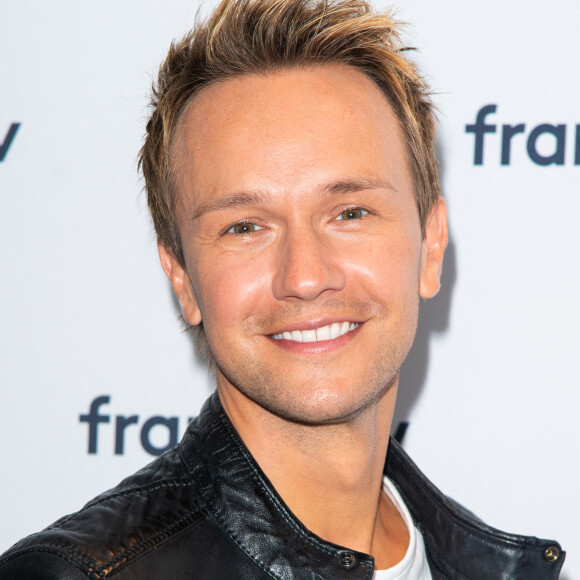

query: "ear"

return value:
[158, 244, 202, 326]
[419, 197, 448, 299]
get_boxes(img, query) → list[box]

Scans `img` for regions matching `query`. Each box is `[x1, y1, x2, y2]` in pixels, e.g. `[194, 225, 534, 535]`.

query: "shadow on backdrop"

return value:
[392, 233, 457, 438]
[391, 134, 457, 439]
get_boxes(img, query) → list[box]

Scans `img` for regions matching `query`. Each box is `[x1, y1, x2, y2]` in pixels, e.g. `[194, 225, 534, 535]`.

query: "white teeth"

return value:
[330, 322, 340, 339]
[316, 325, 332, 341]
[271, 321, 360, 342]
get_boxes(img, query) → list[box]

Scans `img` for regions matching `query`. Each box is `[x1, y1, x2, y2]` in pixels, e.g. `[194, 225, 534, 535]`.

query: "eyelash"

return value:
[335, 207, 369, 221]
[225, 221, 264, 235]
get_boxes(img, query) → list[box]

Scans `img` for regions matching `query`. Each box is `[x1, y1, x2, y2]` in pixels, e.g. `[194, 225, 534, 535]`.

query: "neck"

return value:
[218, 375, 409, 568]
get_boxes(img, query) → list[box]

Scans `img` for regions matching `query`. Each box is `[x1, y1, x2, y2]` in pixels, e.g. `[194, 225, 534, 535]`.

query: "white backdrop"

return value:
[1, 0, 578, 577]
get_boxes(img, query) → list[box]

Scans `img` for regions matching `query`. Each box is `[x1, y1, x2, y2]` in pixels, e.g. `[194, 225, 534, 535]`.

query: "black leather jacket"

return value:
[0, 392, 565, 579]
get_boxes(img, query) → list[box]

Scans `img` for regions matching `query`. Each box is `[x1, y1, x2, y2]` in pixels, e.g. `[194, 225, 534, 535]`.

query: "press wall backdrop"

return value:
[1, 0, 578, 576]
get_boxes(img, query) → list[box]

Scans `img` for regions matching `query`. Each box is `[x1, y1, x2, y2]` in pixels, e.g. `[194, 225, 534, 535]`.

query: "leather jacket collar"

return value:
[185, 392, 565, 579]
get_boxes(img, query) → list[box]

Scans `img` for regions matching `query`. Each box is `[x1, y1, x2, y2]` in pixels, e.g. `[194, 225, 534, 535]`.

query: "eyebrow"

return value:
[190, 177, 397, 221]
[190, 191, 272, 221]
[324, 178, 397, 196]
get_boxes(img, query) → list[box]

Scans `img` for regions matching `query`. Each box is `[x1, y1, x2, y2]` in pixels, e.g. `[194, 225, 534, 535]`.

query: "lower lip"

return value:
[266, 324, 362, 355]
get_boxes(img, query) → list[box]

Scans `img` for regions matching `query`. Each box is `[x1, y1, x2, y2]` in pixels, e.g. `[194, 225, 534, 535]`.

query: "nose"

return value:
[271, 227, 346, 301]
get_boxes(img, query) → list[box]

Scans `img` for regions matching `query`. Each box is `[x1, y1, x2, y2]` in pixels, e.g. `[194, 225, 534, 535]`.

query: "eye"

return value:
[336, 207, 368, 221]
[227, 221, 264, 235]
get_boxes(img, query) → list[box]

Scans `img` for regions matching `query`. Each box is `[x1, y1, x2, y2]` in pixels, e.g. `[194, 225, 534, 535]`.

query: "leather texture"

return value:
[0, 392, 565, 579]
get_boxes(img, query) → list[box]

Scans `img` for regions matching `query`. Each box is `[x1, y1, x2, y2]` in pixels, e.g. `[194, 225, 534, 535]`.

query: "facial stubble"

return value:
[210, 296, 420, 427]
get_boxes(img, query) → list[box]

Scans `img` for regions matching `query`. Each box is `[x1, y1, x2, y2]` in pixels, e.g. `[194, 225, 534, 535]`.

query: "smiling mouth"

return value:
[271, 321, 360, 343]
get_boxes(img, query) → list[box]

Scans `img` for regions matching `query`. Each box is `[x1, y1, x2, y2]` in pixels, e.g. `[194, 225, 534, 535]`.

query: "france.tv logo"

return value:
[466, 105, 579, 166]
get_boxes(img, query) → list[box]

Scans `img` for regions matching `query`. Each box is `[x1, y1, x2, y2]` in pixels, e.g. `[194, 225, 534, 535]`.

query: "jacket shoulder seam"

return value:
[105, 511, 207, 574]
[7, 510, 208, 578]
[52, 476, 194, 529]
[0, 545, 106, 579]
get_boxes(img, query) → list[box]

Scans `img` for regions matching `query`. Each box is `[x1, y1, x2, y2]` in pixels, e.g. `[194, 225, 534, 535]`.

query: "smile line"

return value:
[271, 321, 360, 343]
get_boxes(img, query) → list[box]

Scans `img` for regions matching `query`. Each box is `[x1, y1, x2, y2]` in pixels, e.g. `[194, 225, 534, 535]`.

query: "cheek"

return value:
[192, 251, 271, 336]
[345, 234, 422, 298]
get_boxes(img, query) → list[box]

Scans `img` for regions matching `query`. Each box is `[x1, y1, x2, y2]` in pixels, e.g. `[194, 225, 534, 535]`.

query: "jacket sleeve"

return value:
[0, 550, 90, 579]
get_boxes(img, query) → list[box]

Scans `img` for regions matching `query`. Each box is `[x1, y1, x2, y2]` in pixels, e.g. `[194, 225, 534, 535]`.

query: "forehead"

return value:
[172, 64, 411, 211]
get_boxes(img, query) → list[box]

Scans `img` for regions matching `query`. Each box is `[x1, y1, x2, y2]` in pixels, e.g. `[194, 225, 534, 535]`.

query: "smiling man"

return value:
[0, 0, 565, 579]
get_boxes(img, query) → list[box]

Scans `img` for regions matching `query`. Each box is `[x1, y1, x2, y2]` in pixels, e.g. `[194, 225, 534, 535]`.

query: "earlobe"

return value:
[158, 244, 202, 326]
[419, 198, 448, 299]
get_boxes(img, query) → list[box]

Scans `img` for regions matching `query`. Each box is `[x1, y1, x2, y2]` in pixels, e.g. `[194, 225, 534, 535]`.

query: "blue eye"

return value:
[337, 208, 368, 220]
[228, 222, 263, 235]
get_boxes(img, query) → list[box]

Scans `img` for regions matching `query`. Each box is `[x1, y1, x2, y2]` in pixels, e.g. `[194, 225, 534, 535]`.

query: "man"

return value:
[0, 0, 565, 578]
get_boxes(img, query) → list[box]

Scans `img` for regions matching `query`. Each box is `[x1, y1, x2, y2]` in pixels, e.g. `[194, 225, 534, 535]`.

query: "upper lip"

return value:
[267, 316, 365, 335]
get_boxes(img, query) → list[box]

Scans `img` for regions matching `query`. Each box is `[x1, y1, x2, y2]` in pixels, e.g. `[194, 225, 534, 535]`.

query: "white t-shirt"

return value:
[373, 476, 432, 580]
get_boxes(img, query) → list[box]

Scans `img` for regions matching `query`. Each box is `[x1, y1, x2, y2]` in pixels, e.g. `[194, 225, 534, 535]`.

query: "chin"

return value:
[241, 379, 392, 426]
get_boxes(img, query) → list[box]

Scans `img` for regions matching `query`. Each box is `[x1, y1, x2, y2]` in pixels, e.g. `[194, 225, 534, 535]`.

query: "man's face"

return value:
[163, 65, 446, 424]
